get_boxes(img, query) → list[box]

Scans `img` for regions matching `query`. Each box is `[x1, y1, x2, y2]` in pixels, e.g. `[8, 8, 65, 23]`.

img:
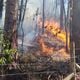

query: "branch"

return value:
[76, 63, 80, 70]
[63, 73, 74, 80]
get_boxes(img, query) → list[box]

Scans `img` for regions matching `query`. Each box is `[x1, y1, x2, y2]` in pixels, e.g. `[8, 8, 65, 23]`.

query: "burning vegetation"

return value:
[18, 17, 71, 80]
[38, 17, 70, 45]
[39, 38, 54, 56]
[35, 17, 70, 59]
[1, 0, 80, 79]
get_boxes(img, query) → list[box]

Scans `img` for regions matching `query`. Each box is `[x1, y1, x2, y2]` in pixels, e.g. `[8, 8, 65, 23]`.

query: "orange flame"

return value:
[37, 18, 70, 47]
[37, 17, 70, 57]
[39, 38, 54, 56]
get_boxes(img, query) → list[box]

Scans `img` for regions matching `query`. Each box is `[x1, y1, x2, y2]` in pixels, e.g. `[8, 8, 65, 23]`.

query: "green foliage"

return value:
[3, 40, 11, 49]
[0, 28, 17, 64]
[0, 28, 3, 45]
[0, 57, 6, 64]
[3, 49, 17, 64]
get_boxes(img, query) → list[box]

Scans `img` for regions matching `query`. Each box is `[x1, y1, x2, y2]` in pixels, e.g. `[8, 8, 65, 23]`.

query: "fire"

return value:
[37, 17, 70, 57]
[45, 20, 69, 45]
[38, 37, 70, 59]
[51, 48, 70, 61]
[37, 18, 70, 47]
[39, 38, 54, 56]
[57, 48, 70, 58]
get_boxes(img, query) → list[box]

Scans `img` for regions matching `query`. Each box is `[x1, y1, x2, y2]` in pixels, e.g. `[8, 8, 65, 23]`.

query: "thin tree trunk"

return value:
[0, 0, 3, 18]
[4, 0, 18, 49]
[60, 0, 64, 29]
[70, 0, 80, 78]
[0, 0, 3, 10]
[42, 0, 45, 34]
[69, 0, 74, 74]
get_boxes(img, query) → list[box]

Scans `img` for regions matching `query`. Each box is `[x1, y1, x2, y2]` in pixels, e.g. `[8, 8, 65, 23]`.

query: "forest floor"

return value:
[1, 34, 80, 80]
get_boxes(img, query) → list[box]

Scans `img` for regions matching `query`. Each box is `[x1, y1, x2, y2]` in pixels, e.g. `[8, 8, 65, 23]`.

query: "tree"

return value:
[72, 0, 80, 63]
[60, 0, 64, 29]
[0, 0, 3, 18]
[42, 0, 45, 34]
[70, 0, 80, 77]
[4, 0, 18, 49]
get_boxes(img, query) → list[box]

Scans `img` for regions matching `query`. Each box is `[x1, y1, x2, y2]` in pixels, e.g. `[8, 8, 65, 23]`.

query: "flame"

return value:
[38, 37, 70, 59]
[57, 48, 70, 58]
[39, 38, 54, 56]
[37, 19, 70, 47]
[51, 48, 70, 61]
[37, 17, 70, 57]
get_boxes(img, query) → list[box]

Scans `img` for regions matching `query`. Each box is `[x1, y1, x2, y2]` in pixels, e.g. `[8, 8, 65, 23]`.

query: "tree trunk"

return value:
[60, 0, 64, 29]
[70, 1, 80, 78]
[42, 0, 45, 34]
[0, 0, 3, 18]
[4, 0, 18, 49]
[0, 0, 3, 10]
[72, 0, 80, 63]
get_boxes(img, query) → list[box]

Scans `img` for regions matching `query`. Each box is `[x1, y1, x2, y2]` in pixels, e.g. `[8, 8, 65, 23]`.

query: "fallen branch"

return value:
[76, 63, 80, 70]
[63, 63, 80, 80]
[63, 73, 74, 80]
